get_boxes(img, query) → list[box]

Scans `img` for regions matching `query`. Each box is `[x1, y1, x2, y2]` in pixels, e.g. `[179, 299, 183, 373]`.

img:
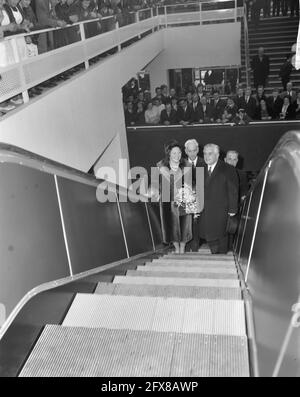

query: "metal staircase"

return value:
[241, 16, 299, 93]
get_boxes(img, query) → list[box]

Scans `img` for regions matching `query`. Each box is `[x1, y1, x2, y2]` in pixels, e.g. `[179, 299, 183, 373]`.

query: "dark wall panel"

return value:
[57, 177, 127, 273]
[0, 164, 69, 317]
[147, 202, 163, 249]
[127, 123, 300, 172]
[246, 157, 300, 377]
[239, 173, 264, 275]
[118, 201, 153, 256]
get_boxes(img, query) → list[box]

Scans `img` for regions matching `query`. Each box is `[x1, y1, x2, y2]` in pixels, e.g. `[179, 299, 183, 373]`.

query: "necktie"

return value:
[208, 166, 212, 176]
[192, 162, 196, 183]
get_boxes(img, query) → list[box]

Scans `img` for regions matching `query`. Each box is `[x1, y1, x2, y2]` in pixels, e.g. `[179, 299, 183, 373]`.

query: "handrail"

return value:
[1, 1, 239, 42]
[3, 15, 117, 41]
[0, 143, 149, 202]
[127, 120, 300, 130]
[243, 0, 250, 87]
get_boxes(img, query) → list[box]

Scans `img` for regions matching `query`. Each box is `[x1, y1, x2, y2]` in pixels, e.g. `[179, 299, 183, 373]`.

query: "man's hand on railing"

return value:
[57, 20, 68, 28]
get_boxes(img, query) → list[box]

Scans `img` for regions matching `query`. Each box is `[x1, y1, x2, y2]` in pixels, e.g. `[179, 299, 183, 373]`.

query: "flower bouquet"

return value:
[174, 184, 199, 215]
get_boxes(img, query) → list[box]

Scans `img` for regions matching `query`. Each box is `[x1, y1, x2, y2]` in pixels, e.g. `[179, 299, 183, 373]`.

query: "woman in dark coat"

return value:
[157, 141, 193, 253]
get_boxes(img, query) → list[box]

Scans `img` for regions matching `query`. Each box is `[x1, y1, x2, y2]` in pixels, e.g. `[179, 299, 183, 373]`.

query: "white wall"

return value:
[0, 31, 164, 175]
[147, 23, 241, 94]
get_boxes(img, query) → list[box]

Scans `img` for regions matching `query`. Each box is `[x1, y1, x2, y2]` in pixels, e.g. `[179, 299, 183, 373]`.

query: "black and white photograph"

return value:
[0, 0, 300, 380]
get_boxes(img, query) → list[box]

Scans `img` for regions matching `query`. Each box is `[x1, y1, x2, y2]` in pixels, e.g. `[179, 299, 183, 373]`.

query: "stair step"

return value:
[62, 294, 246, 335]
[150, 260, 235, 268]
[94, 282, 242, 300]
[137, 265, 237, 274]
[113, 275, 240, 288]
[19, 325, 249, 377]
[126, 269, 237, 280]
[162, 254, 234, 261]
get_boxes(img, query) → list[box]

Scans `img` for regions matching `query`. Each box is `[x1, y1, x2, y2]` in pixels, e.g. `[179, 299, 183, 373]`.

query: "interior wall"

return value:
[147, 22, 241, 94]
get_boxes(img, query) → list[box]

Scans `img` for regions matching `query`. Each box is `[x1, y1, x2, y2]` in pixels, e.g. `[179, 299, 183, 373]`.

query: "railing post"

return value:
[11, 38, 29, 104]
[199, 1, 202, 25]
[136, 11, 141, 39]
[234, 0, 237, 21]
[79, 22, 89, 69]
[164, 5, 167, 28]
[151, 7, 154, 32]
[115, 20, 121, 52]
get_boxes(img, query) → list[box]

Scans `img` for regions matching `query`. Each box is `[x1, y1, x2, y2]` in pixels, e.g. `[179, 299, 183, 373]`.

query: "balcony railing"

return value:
[0, 1, 244, 106]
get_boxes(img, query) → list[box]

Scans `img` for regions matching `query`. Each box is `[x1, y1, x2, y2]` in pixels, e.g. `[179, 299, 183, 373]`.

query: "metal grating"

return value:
[113, 275, 240, 288]
[138, 265, 237, 274]
[162, 255, 234, 261]
[152, 259, 235, 267]
[126, 270, 237, 280]
[171, 334, 249, 377]
[19, 326, 249, 377]
[94, 282, 242, 300]
[19, 325, 175, 377]
[62, 294, 246, 336]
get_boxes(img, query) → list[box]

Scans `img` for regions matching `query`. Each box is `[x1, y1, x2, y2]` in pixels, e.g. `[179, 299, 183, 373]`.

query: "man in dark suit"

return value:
[211, 91, 226, 122]
[234, 87, 246, 110]
[224, 150, 248, 201]
[190, 93, 200, 122]
[267, 88, 283, 119]
[250, 47, 270, 89]
[199, 144, 239, 254]
[195, 96, 214, 123]
[244, 87, 257, 119]
[160, 102, 177, 125]
[176, 98, 193, 125]
[183, 139, 205, 252]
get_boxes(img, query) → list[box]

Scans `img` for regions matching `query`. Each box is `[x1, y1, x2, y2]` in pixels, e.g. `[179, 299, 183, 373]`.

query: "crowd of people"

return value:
[123, 80, 300, 127]
[246, 0, 299, 24]
[156, 139, 247, 254]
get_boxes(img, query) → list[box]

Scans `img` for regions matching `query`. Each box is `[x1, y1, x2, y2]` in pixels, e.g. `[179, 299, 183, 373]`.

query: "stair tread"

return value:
[113, 275, 240, 288]
[19, 325, 250, 377]
[94, 282, 242, 300]
[126, 269, 237, 279]
[62, 293, 246, 335]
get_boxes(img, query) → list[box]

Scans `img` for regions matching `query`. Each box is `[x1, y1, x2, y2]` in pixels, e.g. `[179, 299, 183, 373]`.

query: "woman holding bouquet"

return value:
[156, 141, 193, 254]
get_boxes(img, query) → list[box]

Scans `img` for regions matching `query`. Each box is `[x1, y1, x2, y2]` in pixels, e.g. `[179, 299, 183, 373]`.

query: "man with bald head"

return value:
[183, 139, 205, 252]
[224, 150, 248, 202]
[199, 144, 239, 254]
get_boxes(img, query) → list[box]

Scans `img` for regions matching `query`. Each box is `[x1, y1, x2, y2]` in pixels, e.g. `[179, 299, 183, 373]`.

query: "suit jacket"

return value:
[190, 102, 201, 122]
[199, 160, 239, 241]
[244, 96, 257, 119]
[35, 0, 61, 27]
[211, 99, 226, 120]
[176, 106, 193, 123]
[281, 90, 297, 104]
[195, 104, 214, 122]
[251, 55, 270, 79]
[182, 157, 206, 187]
[266, 96, 283, 119]
[160, 108, 177, 125]
[234, 95, 247, 110]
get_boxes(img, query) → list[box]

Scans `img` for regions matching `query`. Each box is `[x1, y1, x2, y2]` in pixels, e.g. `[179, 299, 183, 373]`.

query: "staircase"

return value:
[18, 248, 250, 377]
[241, 16, 299, 94]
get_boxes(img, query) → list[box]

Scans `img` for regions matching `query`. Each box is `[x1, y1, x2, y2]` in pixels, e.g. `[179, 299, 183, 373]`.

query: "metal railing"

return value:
[243, 0, 250, 87]
[0, 1, 243, 106]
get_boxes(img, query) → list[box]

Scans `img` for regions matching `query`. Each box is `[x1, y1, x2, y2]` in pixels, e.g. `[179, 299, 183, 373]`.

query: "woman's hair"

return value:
[160, 140, 183, 167]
